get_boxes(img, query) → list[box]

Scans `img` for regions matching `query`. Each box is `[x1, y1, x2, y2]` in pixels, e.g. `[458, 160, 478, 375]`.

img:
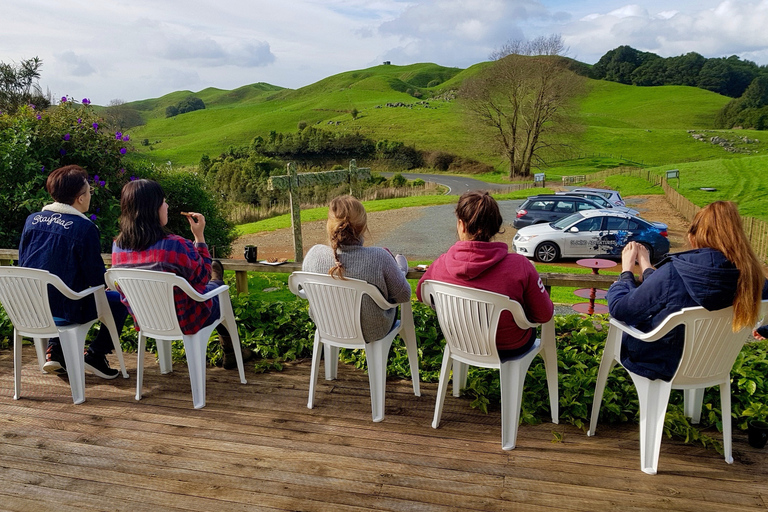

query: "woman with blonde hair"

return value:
[302, 195, 411, 342]
[608, 200, 768, 381]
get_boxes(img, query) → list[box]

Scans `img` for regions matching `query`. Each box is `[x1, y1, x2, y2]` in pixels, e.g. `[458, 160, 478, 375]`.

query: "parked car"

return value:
[512, 209, 669, 263]
[570, 187, 626, 207]
[555, 191, 638, 216]
[513, 194, 606, 229]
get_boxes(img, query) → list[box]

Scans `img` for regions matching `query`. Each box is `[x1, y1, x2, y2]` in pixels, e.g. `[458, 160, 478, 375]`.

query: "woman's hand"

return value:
[754, 329, 766, 341]
[621, 241, 639, 273]
[186, 212, 206, 244]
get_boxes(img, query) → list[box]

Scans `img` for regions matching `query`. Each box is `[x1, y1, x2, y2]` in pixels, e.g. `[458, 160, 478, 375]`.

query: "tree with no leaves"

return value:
[461, 35, 585, 178]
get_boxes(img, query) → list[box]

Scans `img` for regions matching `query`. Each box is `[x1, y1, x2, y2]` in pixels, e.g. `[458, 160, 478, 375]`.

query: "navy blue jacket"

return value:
[608, 248, 742, 381]
[18, 207, 106, 324]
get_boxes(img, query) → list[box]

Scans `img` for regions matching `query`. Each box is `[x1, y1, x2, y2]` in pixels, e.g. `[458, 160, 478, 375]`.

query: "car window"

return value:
[627, 219, 640, 230]
[553, 200, 574, 213]
[552, 213, 583, 229]
[574, 217, 602, 232]
[586, 196, 610, 207]
[527, 200, 555, 211]
[605, 217, 629, 230]
[576, 201, 595, 211]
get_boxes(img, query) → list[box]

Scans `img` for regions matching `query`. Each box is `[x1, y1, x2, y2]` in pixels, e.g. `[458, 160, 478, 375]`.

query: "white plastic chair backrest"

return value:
[106, 268, 194, 339]
[0, 267, 67, 337]
[671, 305, 754, 387]
[420, 280, 539, 368]
[288, 272, 394, 346]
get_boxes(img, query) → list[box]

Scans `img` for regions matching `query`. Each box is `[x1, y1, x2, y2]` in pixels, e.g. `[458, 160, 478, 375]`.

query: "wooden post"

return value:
[287, 163, 304, 263]
[235, 270, 249, 295]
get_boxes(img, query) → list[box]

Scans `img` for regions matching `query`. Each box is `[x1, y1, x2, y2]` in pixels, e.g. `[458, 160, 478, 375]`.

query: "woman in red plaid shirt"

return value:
[111, 179, 251, 369]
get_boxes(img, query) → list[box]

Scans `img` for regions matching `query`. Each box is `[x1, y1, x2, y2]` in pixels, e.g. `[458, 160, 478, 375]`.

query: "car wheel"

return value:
[534, 242, 559, 263]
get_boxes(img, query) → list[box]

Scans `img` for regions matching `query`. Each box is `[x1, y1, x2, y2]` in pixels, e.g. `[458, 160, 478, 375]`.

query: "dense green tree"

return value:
[0, 57, 50, 114]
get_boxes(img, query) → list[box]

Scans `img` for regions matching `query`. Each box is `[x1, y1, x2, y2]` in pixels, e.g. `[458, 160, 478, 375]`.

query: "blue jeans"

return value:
[49, 290, 129, 356]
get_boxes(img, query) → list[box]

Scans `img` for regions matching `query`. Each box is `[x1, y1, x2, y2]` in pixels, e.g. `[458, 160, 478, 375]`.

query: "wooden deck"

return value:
[1, 345, 767, 512]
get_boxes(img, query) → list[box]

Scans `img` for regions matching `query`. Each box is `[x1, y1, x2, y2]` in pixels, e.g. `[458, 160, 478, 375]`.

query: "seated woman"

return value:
[302, 195, 411, 342]
[19, 164, 127, 379]
[111, 179, 250, 369]
[416, 191, 554, 359]
[608, 201, 768, 381]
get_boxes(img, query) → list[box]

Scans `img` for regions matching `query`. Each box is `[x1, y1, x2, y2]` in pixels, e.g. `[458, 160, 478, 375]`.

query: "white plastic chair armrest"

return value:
[171, 280, 230, 303]
[57, 284, 105, 301]
[608, 307, 688, 342]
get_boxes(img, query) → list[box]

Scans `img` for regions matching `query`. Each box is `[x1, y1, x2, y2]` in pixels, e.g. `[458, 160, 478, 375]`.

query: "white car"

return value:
[512, 210, 669, 263]
[571, 187, 626, 207]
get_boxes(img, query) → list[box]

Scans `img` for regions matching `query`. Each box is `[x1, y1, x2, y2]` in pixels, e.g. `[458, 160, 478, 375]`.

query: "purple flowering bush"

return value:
[0, 98, 138, 249]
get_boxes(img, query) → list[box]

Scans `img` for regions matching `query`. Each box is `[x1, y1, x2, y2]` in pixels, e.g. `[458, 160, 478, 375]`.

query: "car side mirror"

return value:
[568, 227, 579, 233]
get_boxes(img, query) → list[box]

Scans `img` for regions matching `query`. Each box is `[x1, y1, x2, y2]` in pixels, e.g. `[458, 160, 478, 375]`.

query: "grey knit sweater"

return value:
[302, 243, 412, 342]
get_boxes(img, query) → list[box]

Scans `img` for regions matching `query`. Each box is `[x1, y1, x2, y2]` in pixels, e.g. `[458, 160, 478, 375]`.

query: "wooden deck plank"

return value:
[1, 346, 767, 511]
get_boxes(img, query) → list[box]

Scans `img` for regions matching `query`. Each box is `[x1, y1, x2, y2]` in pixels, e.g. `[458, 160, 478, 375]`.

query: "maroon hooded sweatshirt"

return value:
[416, 241, 554, 351]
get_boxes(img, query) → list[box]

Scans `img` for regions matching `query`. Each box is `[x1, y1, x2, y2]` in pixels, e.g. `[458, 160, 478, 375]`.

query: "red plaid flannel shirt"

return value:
[111, 235, 214, 334]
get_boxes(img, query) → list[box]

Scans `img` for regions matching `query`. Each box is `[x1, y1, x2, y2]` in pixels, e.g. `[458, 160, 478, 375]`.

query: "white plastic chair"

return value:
[420, 280, 558, 450]
[588, 302, 768, 474]
[288, 271, 420, 422]
[0, 267, 128, 405]
[105, 268, 246, 409]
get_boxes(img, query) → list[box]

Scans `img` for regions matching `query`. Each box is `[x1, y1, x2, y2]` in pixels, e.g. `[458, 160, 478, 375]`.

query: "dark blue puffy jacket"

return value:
[18, 207, 106, 324]
[608, 248, 741, 381]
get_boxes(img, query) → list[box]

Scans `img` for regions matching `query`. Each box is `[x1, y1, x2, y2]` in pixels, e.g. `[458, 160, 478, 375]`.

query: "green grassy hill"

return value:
[125, 61, 767, 183]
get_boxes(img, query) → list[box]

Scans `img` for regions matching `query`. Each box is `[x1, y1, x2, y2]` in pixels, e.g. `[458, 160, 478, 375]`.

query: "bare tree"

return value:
[103, 98, 144, 131]
[464, 35, 584, 178]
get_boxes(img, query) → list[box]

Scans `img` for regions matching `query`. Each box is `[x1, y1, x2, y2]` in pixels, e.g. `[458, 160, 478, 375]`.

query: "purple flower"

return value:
[93, 174, 100, 183]
[59, 149, 66, 156]
[92, 122, 98, 132]
[61, 96, 67, 103]
[77, 118, 82, 124]
[129, 176, 136, 181]
[115, 132, 122, 139]
[122, 134, 130, 141]
[96, 208, 101, 213]
[99, 180, 106, 187]
[63, 133, 71, 141]
[90, 214, 97, 221]
[119, 148, 127, 155]
[36, 114, 42, 120]
[82, 98, 91, 105]
[119, 167, 126, 174]
[28, 104, 35, 110]
[40, 165, 45, 173]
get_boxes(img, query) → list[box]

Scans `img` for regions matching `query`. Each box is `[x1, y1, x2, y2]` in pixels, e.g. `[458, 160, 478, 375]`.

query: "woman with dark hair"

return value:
[302, 195, 411, 342]
[111, 179, 250, 369]
[416, 191, 554, 359]
[19, 164, 127, 379]
[609, 200, 768, 381]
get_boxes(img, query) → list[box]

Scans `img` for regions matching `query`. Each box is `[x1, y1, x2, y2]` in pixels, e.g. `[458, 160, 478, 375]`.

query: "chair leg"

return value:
[683, 388, 705, 424]
[631, 373, 672, 475]
[324, 344, 340, 381]
[720, 381, 733, 464]
[13, 332, 22, 400]
[183, 335, 208, 409]
[452, 360, 468, 398]
[59, 326, 89, 405]
[399, 302, 421, 396]
[136, 334, 147, 401]
[157, 339, 173, 374]
[540, 320, 559, 424]
[94, 289, 129, 379]
[499, 358, 533, 450]
[432, 346, 453, 429]
[308, 331, 323, 409]
[364, 336, 394, 422]
[588, 326, 621, 436]
[33, 337, 47, 373]
[219, 298, 247, 384]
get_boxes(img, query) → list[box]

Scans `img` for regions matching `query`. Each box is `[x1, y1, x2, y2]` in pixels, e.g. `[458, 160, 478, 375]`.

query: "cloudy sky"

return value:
[3, 0, 768, 105]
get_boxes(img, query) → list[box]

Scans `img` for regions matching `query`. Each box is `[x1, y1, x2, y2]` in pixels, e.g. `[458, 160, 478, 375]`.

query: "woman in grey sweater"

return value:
[302, 195, 411, 342]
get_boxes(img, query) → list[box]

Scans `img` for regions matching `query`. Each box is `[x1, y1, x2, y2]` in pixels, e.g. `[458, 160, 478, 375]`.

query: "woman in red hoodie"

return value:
[416, 191, 554, 359]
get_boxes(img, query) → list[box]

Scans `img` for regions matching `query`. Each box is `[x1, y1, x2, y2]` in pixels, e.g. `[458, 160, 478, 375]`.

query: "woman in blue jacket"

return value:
[608, 201, 768, 381]
[18, 165, 127, 379]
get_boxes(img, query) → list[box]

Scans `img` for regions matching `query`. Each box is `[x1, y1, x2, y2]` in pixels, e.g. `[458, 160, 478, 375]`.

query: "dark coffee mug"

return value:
[244, 245, 258, 263]
[748, 420, 768, 449]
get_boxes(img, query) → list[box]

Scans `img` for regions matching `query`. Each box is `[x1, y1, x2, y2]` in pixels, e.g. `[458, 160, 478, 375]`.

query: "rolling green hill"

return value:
[125, 61, 766, 181]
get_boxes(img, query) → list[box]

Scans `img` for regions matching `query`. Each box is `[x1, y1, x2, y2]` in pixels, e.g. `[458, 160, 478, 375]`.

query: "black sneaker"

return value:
[84, 351, 120, 380]
[43, 344, 67, 375]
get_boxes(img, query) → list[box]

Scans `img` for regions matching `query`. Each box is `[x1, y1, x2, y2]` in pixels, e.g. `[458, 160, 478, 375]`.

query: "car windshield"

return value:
[551, 213, 583, 230]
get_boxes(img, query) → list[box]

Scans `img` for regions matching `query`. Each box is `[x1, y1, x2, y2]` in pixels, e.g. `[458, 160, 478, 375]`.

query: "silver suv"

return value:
[571, 187, 625, 207]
